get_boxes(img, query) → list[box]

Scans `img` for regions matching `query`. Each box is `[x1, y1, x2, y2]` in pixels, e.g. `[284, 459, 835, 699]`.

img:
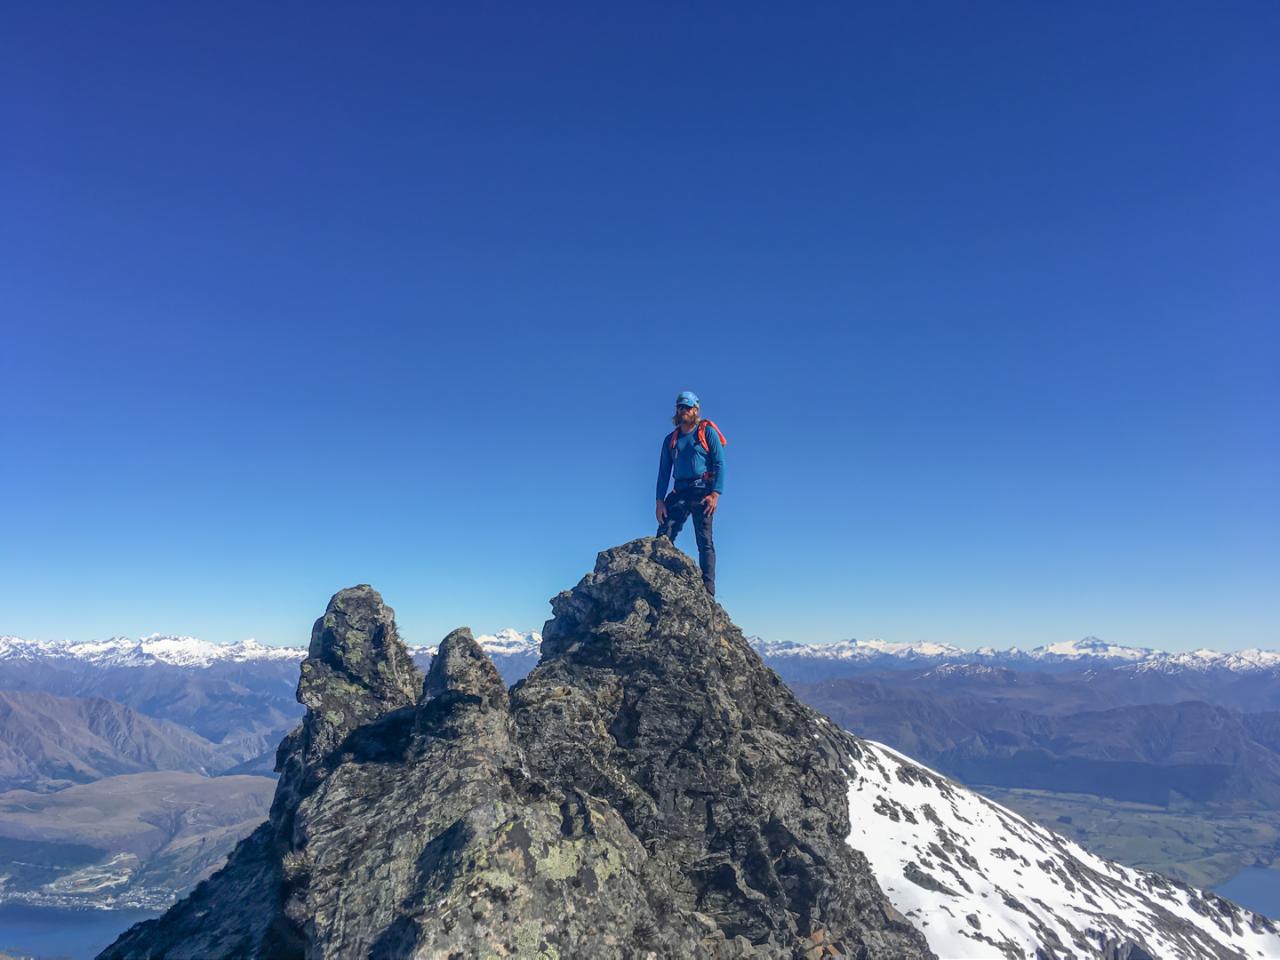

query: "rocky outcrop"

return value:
[99, 540, 933, 959]
[511, 540, 928, 958]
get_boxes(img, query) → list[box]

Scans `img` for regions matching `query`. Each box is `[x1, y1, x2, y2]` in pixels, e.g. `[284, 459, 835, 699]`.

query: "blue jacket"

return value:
[656, 423, 725, 499]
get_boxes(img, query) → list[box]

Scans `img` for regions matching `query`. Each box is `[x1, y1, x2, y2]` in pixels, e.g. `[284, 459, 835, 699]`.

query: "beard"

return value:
[672, 409, 699, 428]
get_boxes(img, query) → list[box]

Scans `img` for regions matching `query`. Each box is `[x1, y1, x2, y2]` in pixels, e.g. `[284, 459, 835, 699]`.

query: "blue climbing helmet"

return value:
[668, 389, 728, 457]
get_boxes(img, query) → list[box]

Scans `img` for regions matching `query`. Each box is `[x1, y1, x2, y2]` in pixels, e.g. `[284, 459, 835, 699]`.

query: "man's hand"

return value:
[701, 492, 719, 517]
[655, 499, 668, 524]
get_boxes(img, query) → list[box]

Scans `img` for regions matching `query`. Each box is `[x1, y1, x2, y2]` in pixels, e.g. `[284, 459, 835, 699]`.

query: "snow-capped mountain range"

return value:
[753, 635, 1280, 673]
[4, 631, 1277, 675]
[0, 634, 304, 668]
[845, 733, 1279, 958]
[414, 627, 542, 659]
[0, 629, 543, 669]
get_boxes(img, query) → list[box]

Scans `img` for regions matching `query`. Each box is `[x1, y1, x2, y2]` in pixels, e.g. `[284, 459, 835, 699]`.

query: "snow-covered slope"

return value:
[845, 733, 1280, 959]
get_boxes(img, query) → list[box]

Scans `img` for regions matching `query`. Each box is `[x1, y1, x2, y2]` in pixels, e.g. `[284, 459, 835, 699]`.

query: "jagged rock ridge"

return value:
[99, 540, 931, 959]
[98, 540, 1280, 959]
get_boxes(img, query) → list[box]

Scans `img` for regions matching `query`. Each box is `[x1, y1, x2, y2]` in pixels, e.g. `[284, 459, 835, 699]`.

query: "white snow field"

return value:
[845, 735, 1280, 960]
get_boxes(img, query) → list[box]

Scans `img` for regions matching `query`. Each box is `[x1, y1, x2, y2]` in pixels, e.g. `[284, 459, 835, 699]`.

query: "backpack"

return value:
[668, 419, 728, 486]
[668, 419, 728, 454]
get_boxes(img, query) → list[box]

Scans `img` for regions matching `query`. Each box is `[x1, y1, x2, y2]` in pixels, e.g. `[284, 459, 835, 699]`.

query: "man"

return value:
[655, 390, 725, 595]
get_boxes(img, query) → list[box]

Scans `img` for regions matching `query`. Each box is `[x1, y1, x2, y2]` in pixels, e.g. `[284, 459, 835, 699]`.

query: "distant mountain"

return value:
[792, 678, 1280, 809]
[0, 691, 242, 793]
[753, 634, 1280, 676]
[0, 771, 274, 909]
[0, 631, 542, 795]
[0, 630, 542, 669]
[754, 636, 1280, 715]
[0, 630, 541, 740]
[0, 635, 304, 668]
[408, 628, 542, 685]
[0, 638, 305, 748]
[6, 629, 1272, 687]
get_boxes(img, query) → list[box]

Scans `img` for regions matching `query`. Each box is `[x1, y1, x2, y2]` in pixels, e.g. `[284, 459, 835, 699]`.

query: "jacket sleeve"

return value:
[707, 429, 725, 495]
[656, 435, 673, 501]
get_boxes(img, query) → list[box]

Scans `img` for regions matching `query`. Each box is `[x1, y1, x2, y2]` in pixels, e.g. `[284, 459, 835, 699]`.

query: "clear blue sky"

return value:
[2, 2, 1276, 652]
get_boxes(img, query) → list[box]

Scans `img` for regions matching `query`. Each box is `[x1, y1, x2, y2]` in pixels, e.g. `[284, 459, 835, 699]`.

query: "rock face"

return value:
[99, 540, 933, 959]
[511, 540, 929, 958]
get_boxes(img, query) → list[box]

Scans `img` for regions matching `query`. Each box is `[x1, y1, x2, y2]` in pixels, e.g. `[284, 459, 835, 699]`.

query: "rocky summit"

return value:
[96, 538, 1280, 960]
[99, 539, 931, 959]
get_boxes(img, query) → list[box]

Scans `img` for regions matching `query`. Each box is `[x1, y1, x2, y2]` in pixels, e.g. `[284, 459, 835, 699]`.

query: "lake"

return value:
[0, 904, 159, 960]
[1214, 867, 1280, 921]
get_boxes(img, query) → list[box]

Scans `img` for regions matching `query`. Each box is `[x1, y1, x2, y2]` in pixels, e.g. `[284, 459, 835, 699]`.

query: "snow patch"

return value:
[846, 738, 1280, 959]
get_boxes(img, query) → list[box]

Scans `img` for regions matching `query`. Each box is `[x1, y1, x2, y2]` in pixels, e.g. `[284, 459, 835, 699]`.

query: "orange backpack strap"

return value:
[669, 428, 680, 451]
[696, 419, 727, 451]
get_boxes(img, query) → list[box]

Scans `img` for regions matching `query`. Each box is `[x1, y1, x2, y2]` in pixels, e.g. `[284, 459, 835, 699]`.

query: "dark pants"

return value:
[657, 485, 716, 595]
